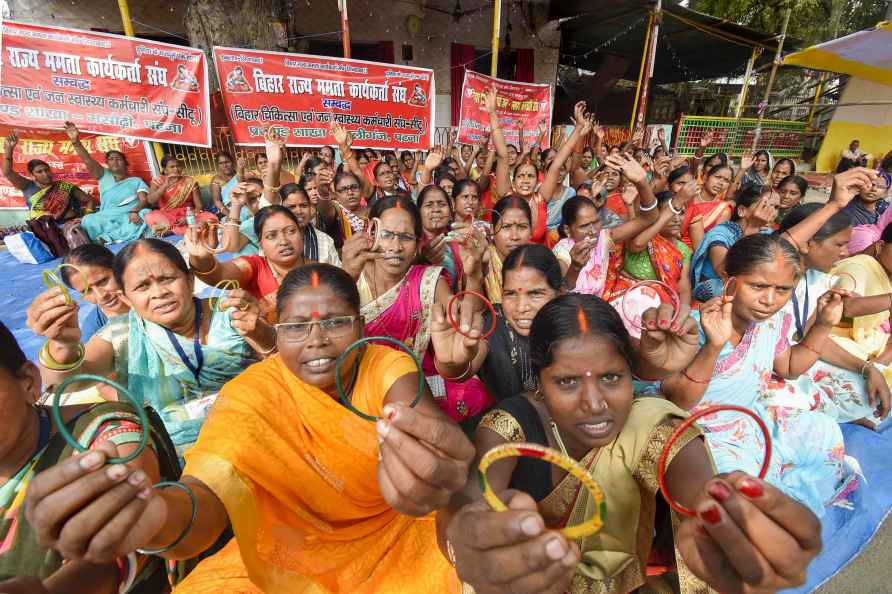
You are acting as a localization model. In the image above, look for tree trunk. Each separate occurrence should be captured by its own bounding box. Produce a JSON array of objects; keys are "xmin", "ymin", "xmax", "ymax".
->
[{"xmin": 184, "ymin": 0, "xmax": 292, "ymax": 88}]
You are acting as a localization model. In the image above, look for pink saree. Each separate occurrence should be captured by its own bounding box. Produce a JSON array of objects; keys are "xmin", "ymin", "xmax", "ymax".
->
[{"xmin": 360, "ymin": 264, "xmax": 494, "ymax": 422}]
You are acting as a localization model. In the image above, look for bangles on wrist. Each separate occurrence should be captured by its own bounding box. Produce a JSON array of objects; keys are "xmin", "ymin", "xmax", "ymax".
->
[
  {"xmin": 39, "ymin": 340, "xmax": 85, "ymax": 371},
  {"xmin": 136, "ymin": 481, "xmax": 198, "ymax": 555}
]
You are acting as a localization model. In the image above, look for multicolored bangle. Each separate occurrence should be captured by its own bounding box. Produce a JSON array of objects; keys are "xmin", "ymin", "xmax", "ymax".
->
[
  {"xmin": 136, "ymin": 481, "xmax": 198, "ymax": 555},
  {"xmin": 657, "ymin": 404, "xmax": 772, "ymax": 517},
  {"xmin": 335, "ymin": 336, "xmax": 425, "ymax": 422},
  {"xmin": 478, "ymin": 442, "xmax": 606, "ymax": 540},
  {"xmin": 52, "ymin": 374, "xmax": 150, "ymax": 465}
]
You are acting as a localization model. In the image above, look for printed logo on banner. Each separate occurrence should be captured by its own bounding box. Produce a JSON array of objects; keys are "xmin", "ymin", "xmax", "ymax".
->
[
  {"xmin": 0, "ymin": 21, "xmax": 211, "ymax": 147},
  {"xmin": 457, "ymin": 71, "xmax": 552, "ymax": 149},
  {"xmin": 212, "ymin": 47, "xmax": 435, "ymax": 150}
]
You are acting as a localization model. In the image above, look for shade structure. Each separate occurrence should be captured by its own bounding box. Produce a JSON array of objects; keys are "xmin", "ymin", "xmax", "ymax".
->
[{"xmin": 783, "ymin": 22, "xmax": 892, "ymax": 87}]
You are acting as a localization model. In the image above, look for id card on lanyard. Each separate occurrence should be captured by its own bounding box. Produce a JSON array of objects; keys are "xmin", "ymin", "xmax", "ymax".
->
[{"xmin": 164, "ymin": 297, "xmax": 205, "ymax": 388}]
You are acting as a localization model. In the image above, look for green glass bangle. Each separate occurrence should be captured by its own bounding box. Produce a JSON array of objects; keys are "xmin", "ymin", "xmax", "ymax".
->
[
  {"xmin": 51, "ymin": 374, "xmax": 150, "ymax": 465},
  {"xmin": 334, "ymin": 335, "xmax": 425, "ymax": 422},
  {"xmin": 136, "ymin": 481, "xmax": 198, "ymax": 555}
]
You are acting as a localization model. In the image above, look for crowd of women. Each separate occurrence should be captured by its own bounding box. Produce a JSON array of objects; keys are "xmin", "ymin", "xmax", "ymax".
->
[{"xmin": 3, "ymin": 85, "xmax": 892, "ymax": 594}]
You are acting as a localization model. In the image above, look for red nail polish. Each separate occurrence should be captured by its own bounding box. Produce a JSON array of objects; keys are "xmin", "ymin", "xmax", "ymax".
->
[
  {"xmin": 658, "ymin": 320, "xmax": 668, "ymax": 328},
  {"xmin": 738, "ymin": 479, "xmax": 764, "ymax": 498},
  {"xmin": 708, "ymin": 481, "xmax": 732, "ymax": 501},
  {"xmin": 699, "ymin": 505, "xmax": 722, "ymax": 525}
]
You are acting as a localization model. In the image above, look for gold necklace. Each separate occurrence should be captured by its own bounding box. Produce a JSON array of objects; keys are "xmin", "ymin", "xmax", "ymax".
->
[{"xmin": 549, "ymin": 421, "xmax": 570, "ymax": 458}]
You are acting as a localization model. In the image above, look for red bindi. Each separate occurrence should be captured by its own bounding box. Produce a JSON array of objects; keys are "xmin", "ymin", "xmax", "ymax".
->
[{"xmin": 577, "ymin": 307, "xmax": 589, "ymax": 335}]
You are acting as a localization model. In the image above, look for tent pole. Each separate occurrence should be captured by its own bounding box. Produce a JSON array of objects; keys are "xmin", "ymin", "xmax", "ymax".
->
[
  {"xmin": 806, "ymin": 72, "xmax": 827, "ymax": 128},
  {"xmin": 490, "ymin": 0, "xmax": 502, "ymax": 77},
  {"xmin": 735, "ymin": 47, "xmax": 760, "ymax": 119},
  {"xmin": 631, "ymin": 0, "xmax": 661, "ymax": 132},
  {"xmin": 751, "ymin": 7, "xmax": 791, "ymax": 149},
  {"xmin": 339, "ymin": 0, "xmax": 352, "ymax": 58},
  {"xmin": 117, "ymin": 0, "xmax": 164, "ymax": 166},
  {"xmin": 630, "ymin": 9, "xmax": 655, "ymax": 131}
]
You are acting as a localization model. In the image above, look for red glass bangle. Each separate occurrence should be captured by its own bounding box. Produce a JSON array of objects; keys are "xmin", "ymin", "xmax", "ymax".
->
[
  {"xmin": 447, "ymin": 290, "xmax": 497, "ymax": 340},
  {"xmin": 619, "ymin": 279, "xmax": 681, "ymax": 333},
  {"xmin": 366, "ymin": 217, "xmax": 381, "ymax": 251},
  {"xmin": 657, "ymin": 404, "xmax": 772, "ymax": 517},
  {"xmin": 829, "ymin": 271, "xmax": 857, "ymax": 293},
  {"xmin": 681, "ymin": 368, "xmax": 710, "ymax": 384},
  {"xmin": 722, "ymin": 277, "xmax": 739, "ymax": 304}
]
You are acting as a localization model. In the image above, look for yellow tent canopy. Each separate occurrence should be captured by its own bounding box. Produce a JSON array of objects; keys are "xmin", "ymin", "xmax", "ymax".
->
[{"xmin": 783, "ymin": 22, "xmax": 892, "ymax": 87}]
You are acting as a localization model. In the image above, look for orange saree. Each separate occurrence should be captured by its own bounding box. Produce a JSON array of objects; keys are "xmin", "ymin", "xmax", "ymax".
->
[{"xmin": 174, "ymin": 347, "xmax": 460, "ymax": 594}]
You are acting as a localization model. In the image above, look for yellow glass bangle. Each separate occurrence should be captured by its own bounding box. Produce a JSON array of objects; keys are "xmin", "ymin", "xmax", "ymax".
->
[
  {"xmin": 210, "ymin": 280, "xmax": 240, "ymax": 312},
  {"xmin": 42, "ymin": 263, "xmax": 91, "ymax": 305},
  {"xmin": 478, "ymin": 442, "xmax": 606, "ymax": 540},
  {"xmin": 39, "ymin": 341, "xmax": 85, "ymax": 371}
]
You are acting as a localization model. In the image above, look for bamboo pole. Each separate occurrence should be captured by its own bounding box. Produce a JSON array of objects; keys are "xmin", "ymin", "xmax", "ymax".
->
[
  {"xmin": 116, "ymin": 0, "xmax": 165, "ymax": 166},
  {"xmin": 806, "ymin": 72, "xmax": 827, "ymax": 128},
  {"xmin": 630, "ymin": 11, "xmax": 655, "ymax": 131},
  {"xmin": 735, "ymin": 47, "xmax": 760, "ymax": 118},
  {"xmin": 751, "ymin": 7, "xmax": 791, "ymax": 149},
  {"xmin": 490, "ymin": 0, "xmax": 502, "ymax": 77},
  {"xmin": 339, "ymin": 0, "xmax": 351, "ymax": 58}
]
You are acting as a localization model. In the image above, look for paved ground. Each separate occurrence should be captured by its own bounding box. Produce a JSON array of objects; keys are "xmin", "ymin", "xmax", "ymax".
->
[{"xmin": 816, "ymin": 513, "xmax": 892, "ymax": 593}]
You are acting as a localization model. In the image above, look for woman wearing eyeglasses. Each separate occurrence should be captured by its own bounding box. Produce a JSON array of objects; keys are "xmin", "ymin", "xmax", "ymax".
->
[
  {"xmin": 341, "ymin": 195, "xmax": 493, "ymax": 423},
  {"xmin": 19, "ymin": 264, "xmax": 472, "ymax": 594}
]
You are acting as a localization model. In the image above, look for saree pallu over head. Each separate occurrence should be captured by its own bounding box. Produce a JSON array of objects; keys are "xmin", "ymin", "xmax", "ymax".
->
[
  {"xmin": 156, "ymin": 175, "xmax": 198, "ymax": 211},
  {"xmin": 180, "ymin": 350, "xmax": 461, "ymax": 594},
  {"xmin": 830, "ymin": 254, "xmax": 892, "ymax": 359},
  {"xmin": 122, "ymin": 304, "xmax": 258, "ymax": 454},
  {"xmin": 28, "ymin": 181, "xmax": 79, "ymax": 220},
  {"xmin": 484, "ymin": 244, "xmax": 504, "ymax": 304}
]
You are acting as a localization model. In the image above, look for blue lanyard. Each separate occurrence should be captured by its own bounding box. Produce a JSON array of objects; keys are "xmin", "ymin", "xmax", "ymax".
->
[
  {"xmin": 791, "ymin": 280, "xmax": 809, "ymax": 341},
  {"xmin": 164, "ymin": 297, "xmax": 204, "ymax": 387}
]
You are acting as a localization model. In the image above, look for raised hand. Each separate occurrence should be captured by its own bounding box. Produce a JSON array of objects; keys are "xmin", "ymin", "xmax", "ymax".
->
[
  {"xmin": 221, "ymin": 288, "xmax": 262, "ymax": 334},
  {"xmin": 421, "ymin": 233, "xmax": 448, "ymax": 265},
  {"xmin": 607, "ymin": 154, "xmax": 647, "ymax": 184},
  {"xmin": 63, "ymin": 121, "xmax": 80, "ymax": 143},
  {"xmin": 572, "ymin": 101, "xmax": 588, "ymax": 127},
  {"xmin": 569, "ymin": 236, "xmax": 595, "ymax": 270},
  {"xmin": 740, "ymin": 150, "xmax": 754, "ymax": 171},
  {"xmin": 639, "ymin": 304, "xmax": 699, "ymax": 373},
  {"xmin": 430, "ymin": 299, "xmax": 483, "ymax": 368},
  {"xmin": 829, "ymin": 167, "xmax": 877, "ymax": 208},
  {"xmin": 341, "ymin": 229, "xmax": 381, "ymax": 280},
  {"xmin": 677, "ymin": 472, "xmax": 821, "ymax": 594},
  {"xmin": 26, "ymin": 288, "xmax": 82, "ymax": 345},
  {"xmin": 700, "ymin": 296, "xmax": 733, "ymax": 347},
  {"xmin": 5, "ymin": 131, "xmax": 19, "ymax": 154},
  {"xmin": 330, "ymin": 119, "xmax": 352, "ymax": 147},
  {"xmin": 376, "ymin": 402, "xmax": 474, "ymax": 516},
  {"xmin": 183, "ymin": 224, "xmax": 213, "ymax": 260},
  {"xmin": 483, "ymin": 84, "xmax": 498, "ymax": 114},
  {"xmin": 448, "ymin": 490, "xmax": 580, "ymax": 594},
  {"xmin": 675, "ymin": 178, "xmax": 700, "ymax": 207},
  {"xmin": 424, "ymin": 146, "xmax": 445, "ymax": 171},
  {"xmin": 700, "ymin": 130, "xmax": 716, "ymax": 148}
]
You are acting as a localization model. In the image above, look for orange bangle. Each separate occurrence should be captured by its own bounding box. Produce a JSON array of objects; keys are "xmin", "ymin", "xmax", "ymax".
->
[{"xmin": 681, "ymin": 368, "xmax": 710, "ymax": 384}]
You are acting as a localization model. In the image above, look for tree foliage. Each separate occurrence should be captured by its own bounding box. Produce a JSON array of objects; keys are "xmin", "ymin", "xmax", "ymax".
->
[{"xmin": 695, "ymin": 0, "xmax": 888, "ymax": 45}]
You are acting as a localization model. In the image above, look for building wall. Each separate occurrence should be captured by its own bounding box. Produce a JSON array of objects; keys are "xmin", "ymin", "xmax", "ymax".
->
[{"xmin": 8, "ymin": 0, "xmax": 561, "ymax": 129}]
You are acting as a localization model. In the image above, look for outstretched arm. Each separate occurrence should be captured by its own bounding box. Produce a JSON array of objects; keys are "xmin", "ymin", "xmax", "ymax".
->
[{"xmin": 64, "ymin": 122, "xmax": 104, "ymax": 181}]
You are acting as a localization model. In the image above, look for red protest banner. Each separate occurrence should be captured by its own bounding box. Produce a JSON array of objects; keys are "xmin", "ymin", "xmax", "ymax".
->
[
  {"xmin": 0, "ymin": 125, "xmax": 153, "ymax": 209},
  {"xmin": 0, "ymin": 21, "xmax": 211, "ymax": 146},
  {"xmin": 457, "ymin": 71, "xmax": 552, "ymax": 149},
  {"xmin": 213, "ymin": 47, "xmax": 435, "ymax": 150}
]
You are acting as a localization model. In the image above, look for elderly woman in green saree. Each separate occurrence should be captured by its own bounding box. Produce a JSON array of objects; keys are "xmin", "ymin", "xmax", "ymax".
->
[
  {"xmin": 26, "ymin": 238, "xmax": 275, "ymax": 458},
  {"xmin": 442, "ymin": 294, "xmax": 822, "ymax": 594}
]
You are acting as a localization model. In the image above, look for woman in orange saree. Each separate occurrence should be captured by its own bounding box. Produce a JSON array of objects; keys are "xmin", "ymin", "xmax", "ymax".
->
[
  {"xmin": 679, "ymin": 164, "xmax": 734, "ymax": 251},
  {"xmin": 21, "ymin": 264, "xmax": 471, "ymax": 594},
  {"xmin": 145, "ymin": 155, "xmax": 217, "ymax": 235}
]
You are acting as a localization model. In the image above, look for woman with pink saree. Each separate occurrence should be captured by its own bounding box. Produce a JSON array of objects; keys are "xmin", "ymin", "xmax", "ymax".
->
[
  {"xmin": 144, "ymin": 155, "xmax": 217, "ymax": 235},
  {"xmin": 342, "ymin": 194, "xmax": 494, "ymax": 425}
]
